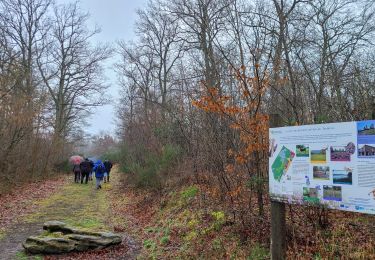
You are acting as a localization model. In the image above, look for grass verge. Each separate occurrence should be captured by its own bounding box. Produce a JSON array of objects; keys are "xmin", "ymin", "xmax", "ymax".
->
[{"xmin": 24, "ymin": 178, "xmax": 111, "ymax": 231}]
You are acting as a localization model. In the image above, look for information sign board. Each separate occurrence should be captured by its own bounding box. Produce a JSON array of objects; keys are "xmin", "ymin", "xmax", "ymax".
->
[{"xmin": 269, "ymin": 120, "xmax": 375, "ymax": 214}]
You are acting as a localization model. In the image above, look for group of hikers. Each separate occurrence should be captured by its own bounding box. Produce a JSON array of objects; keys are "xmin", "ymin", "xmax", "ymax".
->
[{"xmin": 72, "ymin": 158, "xmax": 113, "ymax": 189}]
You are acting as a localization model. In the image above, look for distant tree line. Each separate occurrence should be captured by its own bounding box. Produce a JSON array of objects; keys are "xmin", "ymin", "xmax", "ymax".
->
[{"xmin": 0, "ymin": 0, "xmax": 110, "ymax": 192}]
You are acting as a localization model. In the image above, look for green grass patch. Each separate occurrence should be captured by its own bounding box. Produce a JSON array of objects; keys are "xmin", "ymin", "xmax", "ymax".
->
[
  {"xmin": 75, "ymin": 218, "xmax": 104, "ymax": 230},
  {"xmin": 15, "ymin": 251, "xmax": 42, "ymax": 260},
  {"xmin": 145, "ymin": 227, "xmax": 156, "ymax": 233},
  {"xmin": 23, "ymin": 179, "xmax": 110, "ymax": 231},
  {"xmin": 248, "ymin": 243, "xmax": 270, "ymax": 260},
  {"xmin": 212, "ymin": 238, "xmax": 223, "ymax": 250},
  {"xmin": 160, "ymin": 235, "xmax": 170, "ymax": 245},
  {"xmin": 15, "ymin": 251, "xmax": 28, "ymax": 260},
  {"xmin": 184, "ymin": 230, "xmax": 198, "ymax": 242},
  {"xmin": 143, "ymin": 239, "xmax": 156, "ymax": 250},
  {"xmin": 37, "ymin": 230, "xmax": 65, "ymax": 238},
  {"xmin": 0, "ymin": 228, "xmax": 5, "ymax": 240},
  {"xmin": 181, "ymin": 186, "xmax": 199, "ymax": 200},
  {"xmin": 211, "ymin": 211, "xmax": 225, "ymax": 231}
]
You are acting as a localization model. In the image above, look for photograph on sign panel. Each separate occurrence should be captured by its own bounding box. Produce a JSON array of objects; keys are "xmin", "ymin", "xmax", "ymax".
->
[
  {"xmin": 323, "ymin": 186, "xmax": 342, "ymax": 201},
  {"xmin": 311, "ymin": 148, "xmax": 327, "ymax": 163},
  {"xmin": 271, "ymin": 146, "xmax": 295, "ymax": 182},
  {"xmin": 357, "ymin": 121, "xmax": 375, "ymax": 155},
  {"xmin": 296, "ymin": 145, "xmax": 309, "ymax": 157},
  {"xmin": 313, "ymin": 166, "xmax": 330, "ymax": 180},
  {"xmin": 330, "ymin": 146, "xmax": 351, "ymax": 161},
  {"xmin": 333, "ymin": 168, "xmax": 353, "ymax": 185},
  {"xmin": 357, "ymin": 121, "xmax": 375, "ymax": 136},
  {"xmin": 358, "ymin": 144, "xmax": 375, "ymax": 158},
  {"xmin": 303, "ymin": 187, "xmax": 319, "ymax": 203}
]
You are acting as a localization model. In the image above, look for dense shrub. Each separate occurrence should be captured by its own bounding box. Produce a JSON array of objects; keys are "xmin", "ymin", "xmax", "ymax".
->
[
  {"xmin": 100, "ymin": 148, "xmax": 122, "ymax": 163},
  {"xmin": 120, "ymin": 143, "xmax": 182, "ymax": 190},
  {"xmin": 54, "ymin": 159, "xmax": 71, "ymax": 173}
]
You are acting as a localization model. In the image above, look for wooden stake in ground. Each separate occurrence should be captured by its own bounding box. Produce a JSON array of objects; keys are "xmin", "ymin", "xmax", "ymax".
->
[{"xmin": 269, "ymin": 114, "xmax": 286, "ymax": 260}]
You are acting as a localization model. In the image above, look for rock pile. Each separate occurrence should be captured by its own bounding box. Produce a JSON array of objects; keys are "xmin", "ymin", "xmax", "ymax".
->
[{"xmin": 23, "ymin": 221, "xmax": 122, "ymax": 254}]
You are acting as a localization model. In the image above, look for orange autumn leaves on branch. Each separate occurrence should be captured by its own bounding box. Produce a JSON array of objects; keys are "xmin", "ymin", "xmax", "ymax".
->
[{"xmin": 193, "ymin": 65, "xmax": 269, "ymax": 170}]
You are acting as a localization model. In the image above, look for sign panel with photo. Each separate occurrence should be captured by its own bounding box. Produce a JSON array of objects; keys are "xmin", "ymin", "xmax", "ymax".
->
[{"xmin": 269, "ymin": 120, "xmax": 375, "ymax": 214}]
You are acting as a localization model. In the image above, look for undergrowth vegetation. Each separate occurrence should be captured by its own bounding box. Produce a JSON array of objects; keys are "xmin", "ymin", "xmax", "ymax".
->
[
  {"xmin": 142, "ymin": 186, "xmax": 270, "ymax": 259},
  {"xmin": 112, "ymin": 0, "xmax": 375, "ymax": 258},
  {"xmin": 111, "ymin": 178, "xmax": 271, "ymax": 259},
  {"xmin": 109, "ymin": 172, "xmax": 375, "ymax": 259},
  {"xmin": 119, "ymin": 143, "xmax": 182, "ymax": 190}
]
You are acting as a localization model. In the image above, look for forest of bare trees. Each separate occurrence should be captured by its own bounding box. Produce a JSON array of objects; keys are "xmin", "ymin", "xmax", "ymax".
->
[
  {"xmin": 116, "ymin": 0, "xmax": 375, "ymax": 225},
  {"xmin": 0, "ymin": 0, "xmax": 375, "ymax": 258},
  {"xmin": 0, "ymin": 0, "xmax": 110, "ymax": 191},
  {"xmin": 1, "ymin": 0, "xmax": 374, "ymax": 229}
]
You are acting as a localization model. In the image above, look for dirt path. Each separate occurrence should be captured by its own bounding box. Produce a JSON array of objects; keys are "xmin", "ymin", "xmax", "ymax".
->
[
  {"xmin": 0, "ymin": 223, "xmax": 44, "ymax": 260},
  {"xmin": 0, "ymin": 168, "xmax": 140, "ymax": 260}
]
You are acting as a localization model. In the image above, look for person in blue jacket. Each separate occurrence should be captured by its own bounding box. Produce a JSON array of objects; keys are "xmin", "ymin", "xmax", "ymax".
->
[{"xmin": 93, "ymin": 159, "xmax": 106, "ymax": 189}]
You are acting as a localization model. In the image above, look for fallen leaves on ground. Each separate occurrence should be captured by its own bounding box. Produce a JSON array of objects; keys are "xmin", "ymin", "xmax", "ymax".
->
[
  {"xmin": 0, "ymin": 175, "xmax": 68, "ymax": 232},
  {"xmin": 44, "ymin": 243, "xmax": 129, "ymax": 260}
]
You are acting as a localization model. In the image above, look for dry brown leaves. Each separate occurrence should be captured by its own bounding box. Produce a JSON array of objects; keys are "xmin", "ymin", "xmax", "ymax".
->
[
  {"xmin": 0, "ymin": 175, "xmax": 68, "ymax": 230},
  {"xmin": 44, "ymin": 243, "xmax": 129, "ymax": 260},
  {"xmin": 109, "ymin": 178, "xmax": 158, "ymax": 238}
]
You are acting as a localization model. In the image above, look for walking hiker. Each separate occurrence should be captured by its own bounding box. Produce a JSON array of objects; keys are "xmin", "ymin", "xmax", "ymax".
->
[
  {"xmin": 88, "ymin": 158, "xmax": 94, "ymax": 181},
  {"xmin": 72, "ymin": 164, "xmax": 81, "ymax": 183},
  {"xmin": 93, "ymin": 160, "xmax": 105, "ymax": 189},
  {"xmin": 69, "ymin": 155, "xmax": 83, "ymax": 183},
  {"xmin": 80, "ymin": 158, "xmax": 92, "ymax": 184},
  {"xmin": 103, "ymin": 160, "xmax": 113, "ymax": 183}
]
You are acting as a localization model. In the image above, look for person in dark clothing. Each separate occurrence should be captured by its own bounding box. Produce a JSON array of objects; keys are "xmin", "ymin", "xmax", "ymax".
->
[
  {"xmin": 88, "ymin": 159, "xmax": 94, "ymax": 181},
  {"xmin": 103, "ymin": 160, "xmax": 113, "ymax": 183},
  {"xmin": 80, "ymin": 158, "xmax": 93, "ymax": 184},
  {"xmin": 72, "ymin": 164, "xmax": 81, "ymax": 183}
]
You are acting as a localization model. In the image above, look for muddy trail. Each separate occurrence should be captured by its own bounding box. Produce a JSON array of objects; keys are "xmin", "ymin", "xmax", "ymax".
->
[{"xmin": 0, "ymin": 168, "xmax": 140, "ymax": 260}]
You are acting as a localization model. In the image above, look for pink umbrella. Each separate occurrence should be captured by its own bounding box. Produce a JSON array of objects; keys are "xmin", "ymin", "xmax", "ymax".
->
[{"xmin": 69, "ymin": 155, "xmax": 83, "ymax": 165}]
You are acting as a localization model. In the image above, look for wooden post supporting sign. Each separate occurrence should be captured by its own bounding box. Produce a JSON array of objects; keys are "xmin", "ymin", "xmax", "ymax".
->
[{"xmin": 269, "ymin": 114, "xmax": 286, "ymax": 260}]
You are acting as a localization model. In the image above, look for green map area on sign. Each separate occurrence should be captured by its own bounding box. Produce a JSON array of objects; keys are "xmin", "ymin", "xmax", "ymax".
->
[{"xmin": 272, "ymin": 146, "xmax": 295, "ymax": 182}]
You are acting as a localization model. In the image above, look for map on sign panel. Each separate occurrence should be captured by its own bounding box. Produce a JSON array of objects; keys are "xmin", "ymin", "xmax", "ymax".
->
[{"xmin": 271, "ymin": 146, "xmax": 295, "ymax": 182}]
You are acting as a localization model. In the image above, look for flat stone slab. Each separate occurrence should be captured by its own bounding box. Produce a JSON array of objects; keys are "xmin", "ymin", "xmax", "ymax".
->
[
  {"xmin": 23, "ymin": 221, "xmax": 122, "ymax": 254},
  {"xmin": 23, "ymin": 236, "xmax": 76, "ymax": 254}
]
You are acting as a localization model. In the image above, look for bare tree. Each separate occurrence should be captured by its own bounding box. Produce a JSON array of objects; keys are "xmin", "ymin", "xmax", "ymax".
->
[
  {"xmin": 117, "ymin": 39, "xmax": 158, "ymax": 122},
  {"xmin": 295, "ymin": 0, "xmax": 375, "ymax": 122},
  {"xmin": 0, "ymin": 0, "xmax": 51, "ymax": 96},
  {"xmin": 136, "ymin": 1, "xmax": 185, "ymax": 117},
  {"xmin": 0, "ymin": 0, "xmax": 53, "ymax": 185},
  {"xmin": 38, "ymin": 1, "xmax": 111, "ymax": 150}
]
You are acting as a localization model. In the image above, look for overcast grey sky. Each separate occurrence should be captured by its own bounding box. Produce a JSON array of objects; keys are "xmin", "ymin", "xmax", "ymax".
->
[{"xmin": 58, "ymin": 0, "xmax": 147, "ymax": 136}]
